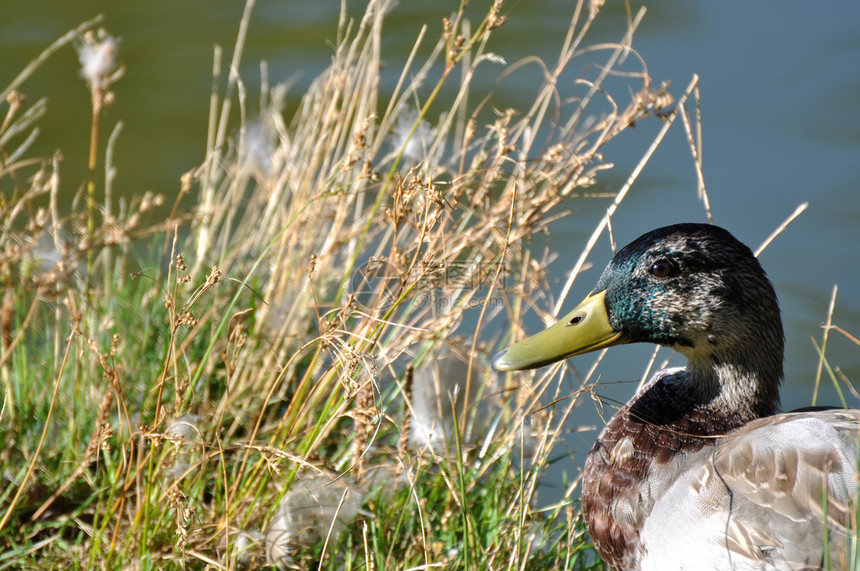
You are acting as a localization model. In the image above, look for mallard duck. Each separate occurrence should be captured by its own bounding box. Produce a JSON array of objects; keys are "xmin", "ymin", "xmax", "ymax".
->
[{"xmin": 494, "ymin": 223, "xmax": 859, "ymax": 570}]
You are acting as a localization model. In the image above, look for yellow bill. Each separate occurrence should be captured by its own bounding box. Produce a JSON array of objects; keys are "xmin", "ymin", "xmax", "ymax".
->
[{"xmin": 493, "ymin": 290, "xmax": 626, "ymax": 371}]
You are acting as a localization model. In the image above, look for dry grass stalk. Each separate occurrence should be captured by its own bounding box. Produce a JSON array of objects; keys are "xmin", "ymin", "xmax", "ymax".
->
[
  {"xmin": 173, "ymin": 0, "xmax": 676, "ymax": 562},
  {"xmin": 0, "ymin": 0, "xmax": 712, "ymax": 567}
]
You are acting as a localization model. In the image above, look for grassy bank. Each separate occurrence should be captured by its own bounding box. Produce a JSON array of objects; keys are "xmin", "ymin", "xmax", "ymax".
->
[{"xmin": 2, "ymin": 0, "xmax": 703, "ymax": 568}]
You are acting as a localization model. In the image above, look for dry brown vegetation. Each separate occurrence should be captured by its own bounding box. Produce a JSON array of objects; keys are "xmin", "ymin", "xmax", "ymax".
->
[{"xmin": 0, "ymin": 1, "xmax": 716, "ymax": 568}]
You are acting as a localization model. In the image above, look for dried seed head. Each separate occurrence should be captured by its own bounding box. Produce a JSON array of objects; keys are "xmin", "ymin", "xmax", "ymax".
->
[
  {"xmin": 488, "ymin": 1, "xmax": 507, "ymax": 30},
  {"xmin": 205, "ymin": 265, "xmax": 221, "ymax": 285},
  {"xmin": 76, "ymin": 29, "xmax": 120, "ymax": 91},
  {"xmin": 266, "ymin": 474, "xmax": 364, "ymax": 566}
]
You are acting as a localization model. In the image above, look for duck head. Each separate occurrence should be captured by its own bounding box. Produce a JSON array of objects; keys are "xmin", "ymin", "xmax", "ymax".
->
[{"xmin": 494, "ymin": 224, "xmax": 784, "ymax": 401}]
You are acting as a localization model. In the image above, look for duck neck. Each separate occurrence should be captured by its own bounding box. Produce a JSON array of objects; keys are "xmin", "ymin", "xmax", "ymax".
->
[{"xmin": 682, "ymin": 344, "xmax": 783, "ymax": 421}]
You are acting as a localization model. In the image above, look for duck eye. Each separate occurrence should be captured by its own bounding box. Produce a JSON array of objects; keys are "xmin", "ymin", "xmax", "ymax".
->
[{"xmin": 649, "ymin": 259, "xmax": 675, "ymax": 278}]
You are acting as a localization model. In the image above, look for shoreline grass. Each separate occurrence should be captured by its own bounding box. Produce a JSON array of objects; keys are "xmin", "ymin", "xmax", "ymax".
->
[{"xmin": 6, "ymin": 1, "xmax": 850, "ymax": 569}]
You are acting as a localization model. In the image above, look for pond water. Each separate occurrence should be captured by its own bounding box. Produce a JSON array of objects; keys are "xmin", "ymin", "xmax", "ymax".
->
[{"xmin": 3, "ymin": 0, "xmax": 860, "ymax": 496}]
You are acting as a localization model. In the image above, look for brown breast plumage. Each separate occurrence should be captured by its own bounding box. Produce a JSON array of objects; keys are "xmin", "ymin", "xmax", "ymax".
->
[{"xmin": 581, "ymin": 375, "xmax": 749, "ymax": 571}]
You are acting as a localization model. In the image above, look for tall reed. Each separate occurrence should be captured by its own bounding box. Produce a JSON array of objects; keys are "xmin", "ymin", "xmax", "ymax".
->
[{"xmin": 0, "ymin": 0, "xmax": 685, "ymax": 567}]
